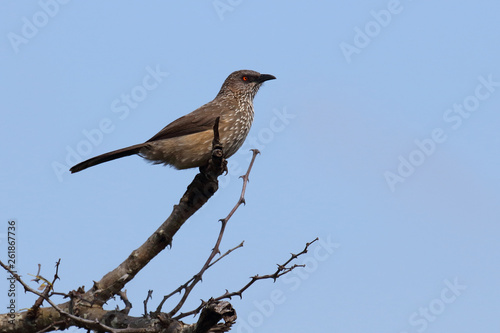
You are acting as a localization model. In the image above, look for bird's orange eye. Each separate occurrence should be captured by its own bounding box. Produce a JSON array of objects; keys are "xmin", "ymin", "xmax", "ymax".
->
[{"xmin": 242, "ymin": 76, "xmax": 249, "ymax": 81}]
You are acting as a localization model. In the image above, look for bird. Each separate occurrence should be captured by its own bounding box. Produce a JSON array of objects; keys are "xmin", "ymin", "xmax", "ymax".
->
[{"xmin": 69, "ymin": 70, "xmax": 276, "ymax": 174}]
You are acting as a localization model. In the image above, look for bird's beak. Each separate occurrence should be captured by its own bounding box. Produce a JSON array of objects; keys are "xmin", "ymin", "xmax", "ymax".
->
[{"xmin": 257, "ymin": 74, "xmax": 276, "ymax": 83}]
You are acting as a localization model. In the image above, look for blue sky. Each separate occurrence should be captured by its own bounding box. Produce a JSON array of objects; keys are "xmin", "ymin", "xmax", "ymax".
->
[{"xmin": 1, "ymin": 1, "xmax": 500, "ymax": 332}]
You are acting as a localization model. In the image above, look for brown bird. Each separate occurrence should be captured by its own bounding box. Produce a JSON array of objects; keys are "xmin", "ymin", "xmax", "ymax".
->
[{"xmin": 70, "ymin": 70, "xmax": 276, "ymax": 173}]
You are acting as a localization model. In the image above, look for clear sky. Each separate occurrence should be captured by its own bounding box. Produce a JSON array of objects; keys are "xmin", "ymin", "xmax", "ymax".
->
[{"xmin": 2, "ymin": 1, "xmax": 500, "ymax": 332}]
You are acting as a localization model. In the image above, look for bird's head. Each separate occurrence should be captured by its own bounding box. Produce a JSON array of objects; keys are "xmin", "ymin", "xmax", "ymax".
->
[{"xmin": 218, "ymin": 70, "xmax": 276, "ymax": 100}]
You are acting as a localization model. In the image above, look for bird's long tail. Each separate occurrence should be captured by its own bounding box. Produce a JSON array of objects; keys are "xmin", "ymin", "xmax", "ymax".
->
[{"xmin": 69, "ymin": 143, "xmax": 147, "ymax": 173}]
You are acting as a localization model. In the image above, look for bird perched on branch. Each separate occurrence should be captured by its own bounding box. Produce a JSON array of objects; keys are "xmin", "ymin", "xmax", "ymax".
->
[{"xmin": 70, "ymin": 70, "xmax": 276, "ymax": 174}]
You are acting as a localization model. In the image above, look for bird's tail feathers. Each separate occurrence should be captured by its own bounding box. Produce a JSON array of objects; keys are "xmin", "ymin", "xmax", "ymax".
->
[{"xmin": 69, "ymin": 143, "xmax": 147, "ymax": 173}]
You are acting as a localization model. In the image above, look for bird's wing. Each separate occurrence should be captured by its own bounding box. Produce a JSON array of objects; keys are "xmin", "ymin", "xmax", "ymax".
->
[{"xmin": 146, "ymin": 103, "xmax": 220, "ymax": 142}]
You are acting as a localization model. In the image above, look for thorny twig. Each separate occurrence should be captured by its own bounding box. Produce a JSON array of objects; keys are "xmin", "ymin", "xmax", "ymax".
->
[{"xmin": 208, "ymin": 241, "xmax": 244, "ymax": 269}]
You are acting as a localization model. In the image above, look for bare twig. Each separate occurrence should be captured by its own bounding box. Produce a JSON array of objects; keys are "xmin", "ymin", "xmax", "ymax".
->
[
  {"xmin": 32, "ymin": 263, "xmax": 42, "ymax": 283},
  {"xmin": 222, "ymin": 149, "xmax": 260, "ymax": 222},
  {"xmin": 26, "ymin": 259, "xmax": 61, "ymax": 319},
  {"xmin": 52, "ymin": 259, "xmax": 61, "ymax": 285},
  {"xmin": 280, "ymin": 238, "xmax": 319, "ymax": 271},
  {"xmin": 143, "ymin": 290, "xmax": 153, "ymax": 317},
  {"xmin": 208, "ymin": 241, "xmax": 244, "ymax": 269}
]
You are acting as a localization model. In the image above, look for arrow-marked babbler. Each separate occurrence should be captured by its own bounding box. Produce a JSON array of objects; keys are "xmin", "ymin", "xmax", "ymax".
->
[{"xmin": 69, "ymin": 70, "xmax": 276, "ymax": 173}]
